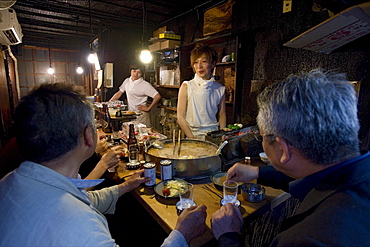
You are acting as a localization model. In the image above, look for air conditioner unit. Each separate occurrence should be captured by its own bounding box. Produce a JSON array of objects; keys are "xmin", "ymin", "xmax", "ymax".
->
[{"xmin": 0, "ymin": 8, "xmax": 22, "ymax": 45}]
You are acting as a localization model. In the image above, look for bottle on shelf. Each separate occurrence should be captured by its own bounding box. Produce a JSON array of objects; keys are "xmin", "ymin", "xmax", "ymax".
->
[{"xmin": 94, "ymin": 88, "xmax": 101, "ymax": 102}]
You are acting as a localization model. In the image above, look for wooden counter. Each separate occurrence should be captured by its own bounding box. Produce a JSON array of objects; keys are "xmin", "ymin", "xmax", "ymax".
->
[{"xmin": 117, "ymin": 162, "xmax": 284, "ymax": 247}]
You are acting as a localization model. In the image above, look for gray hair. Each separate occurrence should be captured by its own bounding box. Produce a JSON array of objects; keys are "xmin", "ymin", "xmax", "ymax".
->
[
  {"xmin": 257, "ymin": 69, "xmax": 360, "ymax": 165},
  {"xmin": 14, "ymin": 83, "xmax": 94, "ymax": 163}
]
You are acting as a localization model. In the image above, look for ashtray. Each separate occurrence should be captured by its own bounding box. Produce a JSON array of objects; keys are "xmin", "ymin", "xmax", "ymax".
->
[
  {"xmin": 220, "ymin": 198, "xmax": 241, "ymax": 208},
  {"xmin": 176, "ymin": 200, "xmax": 197, "ymax": 215},
  {"xmin": 241, "ymin": 183, "xmax": 265, "ymax": 202}
]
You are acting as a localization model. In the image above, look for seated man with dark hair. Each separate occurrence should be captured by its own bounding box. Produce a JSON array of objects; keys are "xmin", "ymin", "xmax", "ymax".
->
[{"xmin": 0, "ymin": 83, "xmax": 206, "ymax": 246}]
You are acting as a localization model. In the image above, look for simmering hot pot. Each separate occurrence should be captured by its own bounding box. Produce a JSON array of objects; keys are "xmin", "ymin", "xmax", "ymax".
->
[{"xmin": 145, "ymin": 139, "xmax": 222, "ymax": 180}]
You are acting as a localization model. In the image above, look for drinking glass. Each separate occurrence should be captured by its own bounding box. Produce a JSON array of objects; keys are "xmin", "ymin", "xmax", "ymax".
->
[
  {"xmin": 223, "ymin": 180, "xmax": 239, "ymax": 204},
  {"xmin": 179, "ymin": 183, "xmax": 194, "ymax": 209},
  {"xmin": 108, "ymin": 107, "xmax": 116, "ymax": 118},
  {"xmin": 128, "ymin": 146, "xmax": 138, "ymax": 163}
]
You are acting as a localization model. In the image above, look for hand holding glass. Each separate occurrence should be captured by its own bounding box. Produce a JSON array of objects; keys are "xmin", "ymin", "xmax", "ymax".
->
[
  {"xmin": 179, "ymin": 183, "xmax": 195, "ymax": 210},
  {"xmin": 223, "ymin": 180, "xmax": 239, "ymax": 204}
]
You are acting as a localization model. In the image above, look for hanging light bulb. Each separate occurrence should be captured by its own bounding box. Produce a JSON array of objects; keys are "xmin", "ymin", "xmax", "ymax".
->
[
  {"xmin": 88, "ymin": 52, "xmax": 97, "ymax": 63},
  {"xmin": 76, "ymin": 65, "xmax": 84, "ymax": 74},
  {"xmin": 139, "ymin": 1, "xmax": 152, "ymax": 64},
  {"xmin": 75, "ymin": 17, "xmax": 84, "ymax": 75},
  {"xmin": 140, "ymin": 49, "xmax": 152, "ymax": 64},
  {"xmin": 47, "ymin": 66, "xmax": 55, "ymax": 74},
  {"xmin": 47, "ymin": 38, "xmax": 54, "ymax": 74}
]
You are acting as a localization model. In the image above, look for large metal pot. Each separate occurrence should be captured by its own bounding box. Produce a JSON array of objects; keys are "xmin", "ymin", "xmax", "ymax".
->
[{"xmin": 145, "ymin": 139, "xmax": 222, "ymax": 180}]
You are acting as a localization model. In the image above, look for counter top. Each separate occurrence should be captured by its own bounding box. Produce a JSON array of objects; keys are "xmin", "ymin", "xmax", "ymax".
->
[{"xmin": 116, "ymin": 161, "xmax": 284, "ymax": 247}]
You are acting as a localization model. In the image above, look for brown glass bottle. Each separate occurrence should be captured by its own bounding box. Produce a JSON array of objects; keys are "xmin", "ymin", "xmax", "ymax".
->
[
  {"xmin": 103, "ymin": 104, "xmax": 112, "ymax": 133},
  {"xmin": 127, "ymin": 124, "xmax": 138, "ymax": 163}
]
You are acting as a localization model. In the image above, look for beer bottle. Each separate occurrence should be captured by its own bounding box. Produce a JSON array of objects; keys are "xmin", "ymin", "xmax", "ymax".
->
[
  {"xmin": 103, "ymin": 104, "xmax": 112, "ymax": 133},
  {"xmin": 127, "ymin": 124, "xmax": 138, "ymax": 164}
]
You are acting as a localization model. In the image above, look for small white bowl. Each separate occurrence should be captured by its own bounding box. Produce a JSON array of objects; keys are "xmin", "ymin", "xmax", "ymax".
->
[{"xmin": 259, "ymin": 152, "xmax": 270, "ymax": 165}]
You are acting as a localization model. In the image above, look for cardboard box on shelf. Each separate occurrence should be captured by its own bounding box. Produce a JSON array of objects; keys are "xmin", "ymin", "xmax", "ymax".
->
[
  {"xmin": 153, "ymin": 26, "xmax": 167, "ymax": 38},
  {"xmin": 159, "ymin": 33, "xmax": 181, "ymax": 40},
  {"xmin": 148, "ymin": 42, "xmax": 161, "ymax": 52},
  {"xmin": 160, "ymin": 40, "xmax": 181, "ymax": 50}
]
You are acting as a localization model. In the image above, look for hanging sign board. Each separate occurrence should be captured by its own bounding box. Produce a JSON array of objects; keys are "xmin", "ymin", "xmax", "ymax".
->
[{"xmin": 283, "ymin": 2, "xmax": 370, "ymax": 53}]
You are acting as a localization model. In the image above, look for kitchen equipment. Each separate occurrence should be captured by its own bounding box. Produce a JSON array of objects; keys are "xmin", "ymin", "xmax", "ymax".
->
[
  {"xmin": 152, "ymin": 140, "xmax": 165, "ymax": 149},
  {"xmin": 216, "ymin": 140, "xmax": 228, "ymax": 155},
  {"xmin": 241, "ymin": 183, "xmax": 265, "ymax": 202},
  {"xmin": 145, "ymin": 139, "xmax": 223, "ymax": 179}
]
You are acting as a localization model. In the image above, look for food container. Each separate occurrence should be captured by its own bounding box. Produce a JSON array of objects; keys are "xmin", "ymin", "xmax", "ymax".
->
[
  {"xmin": 144, "ymin": 162, "xmax": 156, "ymax": 186},
  {"xmin": 210, "ymin": 171, "xmax": 243, "ymax": 191},
  {"xmin": 259, "ymin": 152, "xmax": 270, "ymax": 165},
  {"xmin": 241, "ymin": 183, "xmax": 265, "ymax": 202},
  {"xmin": 160, "ymin": 159, "xmax": 173, "ymax": 180},
  {"xmin": 145, "ymin": 139, "xmax": 222, "ymax": 180}
]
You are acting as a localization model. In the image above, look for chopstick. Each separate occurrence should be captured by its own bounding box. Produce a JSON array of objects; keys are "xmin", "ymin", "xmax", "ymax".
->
[
  {"xmin": 177, "ymin": 129, "xmax": 181, "ymax": 156},
  {"xmin": 202, "ymin": 185, "xmax": 223, "ymax": 198},
  {"xmin": 172, "ymin": 129, "xmax": 176, "ymax": 156}
]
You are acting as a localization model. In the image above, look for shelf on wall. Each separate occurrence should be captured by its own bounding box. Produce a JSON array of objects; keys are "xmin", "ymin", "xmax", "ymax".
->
[{"xmin": 216, "ymin": 61, "xmax": 235, "ymax": 66}]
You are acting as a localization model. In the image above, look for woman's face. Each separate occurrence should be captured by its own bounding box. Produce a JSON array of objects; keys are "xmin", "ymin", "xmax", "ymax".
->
[
  {"xmin": 131, "ymin": 69, "xmax": 142, "ymax": 81},
  {"xmin": 193, "ymin": 54, "xmax": 215, "ymax": 80}
]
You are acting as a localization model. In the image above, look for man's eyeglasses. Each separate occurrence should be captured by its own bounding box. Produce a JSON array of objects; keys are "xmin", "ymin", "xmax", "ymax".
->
[{"xmin": 254, "ymin": 133, "xmax": 275, "ymax": 142}]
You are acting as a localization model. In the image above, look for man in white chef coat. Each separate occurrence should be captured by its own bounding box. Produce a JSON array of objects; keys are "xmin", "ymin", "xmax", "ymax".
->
[{"xmin": 110, "ymin": 64, "xmax": 161, "ymax": 127}]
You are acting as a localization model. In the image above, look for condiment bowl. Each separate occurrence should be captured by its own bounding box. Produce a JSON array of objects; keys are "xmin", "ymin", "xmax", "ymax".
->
[
  {"xmin": 241, "ymin": 183, "xmax": 265, "ymax": 202},
  {"xmin": 259, "ymin": 152, "xmax": 270, "ymax": 165}
]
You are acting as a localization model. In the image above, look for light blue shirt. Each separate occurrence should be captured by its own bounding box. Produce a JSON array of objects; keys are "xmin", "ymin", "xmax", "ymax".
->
[
  {"xmin": 0, "ymin": 161, "xmax": 117, "ymax": 246},
  {"xmin": 0, "ymin": 161, "xmax": 187, "ymax": 246}
]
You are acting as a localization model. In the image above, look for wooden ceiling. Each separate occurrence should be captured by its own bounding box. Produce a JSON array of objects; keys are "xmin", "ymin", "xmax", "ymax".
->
[{"xmin": 11, "ymin": 0, "xmax": 226, "ymax": 50}]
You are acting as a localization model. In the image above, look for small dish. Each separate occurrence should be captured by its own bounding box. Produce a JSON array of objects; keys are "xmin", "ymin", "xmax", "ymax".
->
[
  {"xmin": 210, "ymin": 172, "xmax": 243, "ymax": 190},
  {"xmin": 154, "ymin": 179, "xmax": 187, "ymax": 198},
  {"xmin": 259, "ymin": 152, "xmax": 270, "ymax": 165}
]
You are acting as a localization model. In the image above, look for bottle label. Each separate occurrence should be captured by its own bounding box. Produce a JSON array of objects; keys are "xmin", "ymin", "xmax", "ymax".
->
[{"xmin": 129, "ymin": 144, "xmax": 138, "ymax": 163}]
